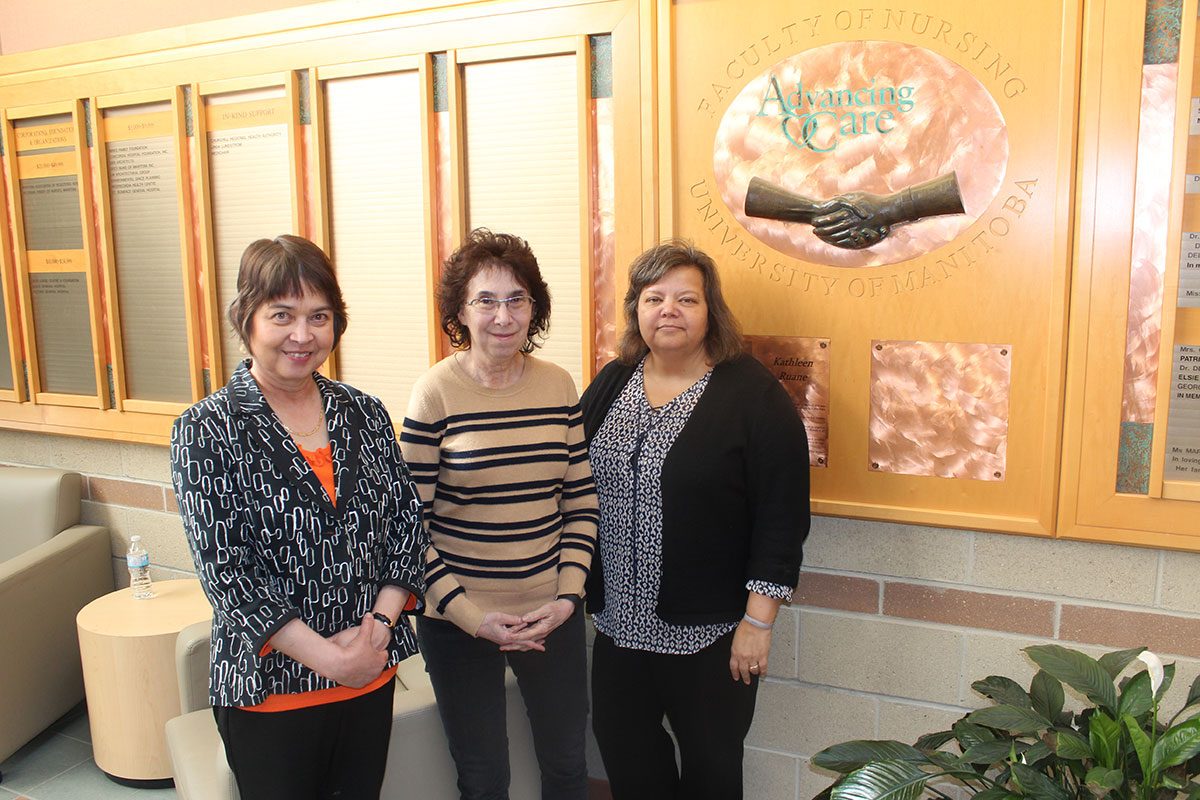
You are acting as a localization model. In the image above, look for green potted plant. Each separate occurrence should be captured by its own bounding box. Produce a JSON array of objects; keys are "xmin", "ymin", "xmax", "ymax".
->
[{"xmin": 811, "ymin": 645, "xmax": 1200, "ymax": 800}]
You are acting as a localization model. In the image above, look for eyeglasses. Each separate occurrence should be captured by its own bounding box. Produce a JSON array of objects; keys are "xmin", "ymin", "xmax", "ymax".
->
[{"xmin": 465, "ymin": 295, "xmax": 534, "ymax": 313}]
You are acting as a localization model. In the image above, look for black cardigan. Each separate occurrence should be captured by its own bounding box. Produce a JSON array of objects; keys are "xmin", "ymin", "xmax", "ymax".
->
[{"xmin": 580, "ymin": 353, "xmax": 810, "ymax": 625}]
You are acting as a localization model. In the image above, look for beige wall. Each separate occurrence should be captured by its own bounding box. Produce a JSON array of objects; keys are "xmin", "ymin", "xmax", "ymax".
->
[
  {"xmin": 0, "ymin": 0, "xmax": 330, "ymax": 54},
  {"xmin": 7, "ymin": 424, "xmax": 1200, "ymax": 797}
]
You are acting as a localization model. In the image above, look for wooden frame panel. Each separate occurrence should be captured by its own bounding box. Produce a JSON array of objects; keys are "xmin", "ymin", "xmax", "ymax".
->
[
  {"xmin": 3, "ymin": 100, "xmax": 107, "ymax": 409},
  {"xmin": 0, "ymin": 134, "xmax": 24, "ymax": 403},
  {"xmin": 576, "ymin": 34, "xmax": 597, "ymax": 378},
  {"xmin": 418, "ymin": 55, "xmax": 443, "ymax": 366},
  {"xmin": 0, "ymin": 0, "xmax": 649, "ymax": 445},
  {"xmin": 454, "ymin": 37, "xmax": 599, "ymax": 387},
  {"xmin": 1057, "ymin": 0, "xmax": 1200, "ymax": 550},
  {"xmin": 310, "ymin": 57, "xmax": 431, "ymax": 401},
  {"xmin": 193, "ymin": 71, "xmax": 302, "ymax": 382},
  {"xmin": 657, "ymin": 0, "xmax": 1081, "ymax": 536},
  {"xmin": 92, "ymin": 86, "xmax": 201, "ymax": 415}
]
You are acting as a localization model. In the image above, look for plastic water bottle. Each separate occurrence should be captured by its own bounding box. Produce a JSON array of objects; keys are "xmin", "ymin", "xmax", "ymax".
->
[{"xmin": 127, "ymin": 536, "xmax": 154, "ymax": 599}]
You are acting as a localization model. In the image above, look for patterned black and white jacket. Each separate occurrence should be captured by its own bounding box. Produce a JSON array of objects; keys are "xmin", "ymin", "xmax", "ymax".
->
[{"xmin": 170, "ymin": 361, "xmax": 428, "ymax": 708}]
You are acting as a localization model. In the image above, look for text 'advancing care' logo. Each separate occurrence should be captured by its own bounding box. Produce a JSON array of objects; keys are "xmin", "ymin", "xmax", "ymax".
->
[{"xmin": 757, "ymin": 76, "xmax": 916, "ymax": 152}]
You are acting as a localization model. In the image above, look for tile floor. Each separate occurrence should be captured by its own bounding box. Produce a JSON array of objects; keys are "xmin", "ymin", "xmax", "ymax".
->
[{"xmin": 0, "ymin": 704, "xmax": 176, "ymax": 800}]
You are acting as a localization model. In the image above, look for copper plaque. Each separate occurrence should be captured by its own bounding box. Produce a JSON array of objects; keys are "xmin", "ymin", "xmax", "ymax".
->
[
  {"xmin": 869, "ymin": 340, "xmax": 1010, "ymax": 480},
  {"xmin": 713, "ymin": 39, "xmax": 1008, "ymax": 268},
  {"xmin": 745, "ymin": 335, "xmax": 829, "ymax": 467}
]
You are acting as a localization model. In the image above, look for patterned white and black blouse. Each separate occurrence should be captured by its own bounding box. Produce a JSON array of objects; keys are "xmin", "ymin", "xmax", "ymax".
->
[
  {"xmin": 170, "ymin": 361, "xmax": 428, "ymax": 707},
  {"xmin": 589, "ymin": 359, "xmax": 793, "ymax": 655}
]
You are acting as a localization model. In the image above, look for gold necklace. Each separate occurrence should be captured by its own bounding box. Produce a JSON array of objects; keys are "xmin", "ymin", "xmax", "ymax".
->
[
  {"xmin": 281, "ymin": 402, "xmax": 323, "ymax": 437},
  {"xmin": 283, "ymin": 413, "xmax": 323, "ymax": 437}
]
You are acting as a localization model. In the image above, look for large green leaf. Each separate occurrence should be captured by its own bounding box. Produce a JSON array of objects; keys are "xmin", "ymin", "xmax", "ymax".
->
[
  {"xmin": 1089, "ymin": 711, "xmax": 1122, "ymax": 770},
  {"xmin": 1022, "ymin": 741, "xmax": 1053, "ymax": 766},
  {"xmin": 1010, "ymin": 762, "xmax": 1072, "ymax": 800},
  {"xmin": 1026, "ymin": 645, "xmax": 1118, "ymax": 713},
  {"xmin": 1030, "ymin": 671, "xmax": 1065, "ymax": 722},
  {"xmin": 1052, "ymin": 729, "xmax": 1093, "ymax": 761},
  {"xmin": 1118, "ymin": 670, "xmax": 1153, "ymax": 720},
  {"xmin": 1152, "ymin": 718, "xmax": 1200, "ymax": 772},
  {"xmin": 813, "ymin": 741, "xmax": 928, "ymax": 774},
  {"xmin": 1098, "ymin": 648, "xmax": 1146, "ymax": 680},
  {"xmin": 973, "ymin": 676, "xmax": 1034, "ymax": 709},
  {"xmin": 831, "ymin": 760, "xmax": 930, "ymax": 800},
  {"xmin": 953, "ymin": 721, "xmax": 999, "ymax": 750},
  {"xmin": 1122, "ymin": 714, "xmax": 1152, "ymax": 778},
  {"xmin": 967, "ymin": 705, "xmax": 1052, "ymax": 735},
  {"xmin": 957, "ymin": 740, "xmax": 1018, "ymax": 766},
  {"xmin": 1084, "ymin": 766, "xmax": 1124, "ymax": 795},
  {"xmin": 914, "ymin": 730, "xmax": 957, "ymax": 752}
]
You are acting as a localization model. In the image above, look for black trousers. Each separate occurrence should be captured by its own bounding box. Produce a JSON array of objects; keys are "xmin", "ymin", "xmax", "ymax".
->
[
  {"xmin": 417, "ymin": 613, "xmax": 589, "ymax": 800},
  {"xmin": 213, "ymin": 678, "xmax": 395, "ymax": 800},
  {"xmin": 591, "ymin": 629, "xmax": 758, "ymax": 800}
]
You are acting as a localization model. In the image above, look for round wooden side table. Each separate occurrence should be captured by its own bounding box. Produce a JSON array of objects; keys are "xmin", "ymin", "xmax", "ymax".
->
[{"xmin": 76, "ymin": 578, "xmax": 212, "ymax": 787}]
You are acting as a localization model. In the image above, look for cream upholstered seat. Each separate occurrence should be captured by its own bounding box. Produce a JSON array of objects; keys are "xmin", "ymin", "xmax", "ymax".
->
[
  {"xmin": 0, "ymin": 466, "xmax": 114, "ymax": 770},
  {"xmin": 166, "ymin": 620, "xmax": 543, "ymax": 799}
]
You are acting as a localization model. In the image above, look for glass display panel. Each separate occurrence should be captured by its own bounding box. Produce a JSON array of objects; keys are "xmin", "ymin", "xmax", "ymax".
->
[
  {"xmin": 464, "ymin": 55, "xmax": 583, "ymax": 388},
  {"xmin": 30, "ymin": 272, "xmax": 95, "ymax": 395},
  {"xmin": 324, "ymin": 71, "xmax": 429, "ymax": 417},
  {"xmin": 205, "ymin": 87, "xmax": 292, "ymax": 379},
  {"xmin": 104, "ymin": 104, "xmax": 191, "ymax": 402}
]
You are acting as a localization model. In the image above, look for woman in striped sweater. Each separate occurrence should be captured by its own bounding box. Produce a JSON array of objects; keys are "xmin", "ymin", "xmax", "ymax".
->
[{"xmin": 400, "ymin": 229, "xmax": 598, "ymax": 800}]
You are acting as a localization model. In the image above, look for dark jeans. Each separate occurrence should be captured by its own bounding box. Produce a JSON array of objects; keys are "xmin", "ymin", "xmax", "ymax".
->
[
  {"xmin": 213, "ymin": 678, "xmax": 395, "ymax": 800},
  {"xmin": 591, "ymin": 630, "xmax": 758, "ymax": 800},
  {"xmin": 417, "ymin": 612, "xmax": 589, "ymax": 800}
]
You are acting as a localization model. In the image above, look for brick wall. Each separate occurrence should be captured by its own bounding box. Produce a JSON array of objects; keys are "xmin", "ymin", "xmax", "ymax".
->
[
  {"xmin": 754, "ymin": 517, "xmax": 1200, "ymax": 800},
  {"xmin": 6, "ymin": 427, "xmax": 1200, "ymax": 798},
  {"xmin": 1, "ymin": 429, "xmax": 193, "ymax": 588}
]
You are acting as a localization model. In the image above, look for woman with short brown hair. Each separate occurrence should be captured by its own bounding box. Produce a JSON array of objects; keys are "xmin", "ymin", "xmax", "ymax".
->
[{"xmin": 172, "ymin": 234, "xmax": 427, "ymax": 800}]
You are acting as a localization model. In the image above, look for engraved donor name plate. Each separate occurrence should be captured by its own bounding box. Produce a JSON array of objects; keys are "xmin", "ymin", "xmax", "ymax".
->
[
  {"xmin": 30, "ymin": 272, "xmax": 95, "ymax": 395},
  {"xmin": 206, "ymin": 92, "xmax": 292, "ymax": 379},
  {"xmin": 1179, "ymin": 232, "xmax": 1200, "ymax": 308},
  {"xmin": 105, "ymin": 119, "xmax": 190, "ymax": 402},
  {"xmin": 745, "ymin": 335, "xmax": 830, "ymax": 467},
  {"xmin": 1164, "ymin": 345, "xmax": 1200, "ymax": 480}
]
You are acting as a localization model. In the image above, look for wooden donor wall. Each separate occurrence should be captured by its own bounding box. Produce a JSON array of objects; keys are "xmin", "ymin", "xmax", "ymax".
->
[
  {"xmin": 0, "ymin": 0, "xmax": 1197, "ymax": 550},
  {"xmin": 0, "ymin": 1, "xmax": 643, "ymax": 442}
]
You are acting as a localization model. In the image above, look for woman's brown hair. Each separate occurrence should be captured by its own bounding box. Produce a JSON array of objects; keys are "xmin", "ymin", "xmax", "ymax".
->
[
  {"xmin": 227, "ymin": 235, "xmax": 349, "ymax": 350},
  {"xmin": 617, "ymin": 240, "xmax": 744, "ymax": 364},
  {"xmin": 438, "ymin": 228, "xmax": 551, "ymax": 353}
]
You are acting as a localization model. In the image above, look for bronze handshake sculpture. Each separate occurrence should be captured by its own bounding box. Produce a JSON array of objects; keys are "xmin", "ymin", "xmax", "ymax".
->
[{"xmin": 743, "ymin": 172, "xmax": 965, "ymax": 250}]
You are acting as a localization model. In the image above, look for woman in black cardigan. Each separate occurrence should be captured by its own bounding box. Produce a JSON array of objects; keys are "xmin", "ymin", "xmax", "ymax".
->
[{"xmin": 580, "ymin": 241, "xmax": 810, "ymax": 800}]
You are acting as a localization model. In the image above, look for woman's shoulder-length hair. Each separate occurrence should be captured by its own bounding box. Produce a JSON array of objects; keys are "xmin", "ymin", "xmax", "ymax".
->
[{"xmin": 617, "ymin": 240, "xmax": 744, "ymax": 365}]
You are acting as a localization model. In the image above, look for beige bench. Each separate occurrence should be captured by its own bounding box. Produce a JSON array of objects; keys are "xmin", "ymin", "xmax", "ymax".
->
[
  {"xmin": 166, "ymin": 620, "xmax": 543, "ymax": 799},
  {"xmin": 0, "ymin": 466, "xmax": 113, "ymax": 770}
]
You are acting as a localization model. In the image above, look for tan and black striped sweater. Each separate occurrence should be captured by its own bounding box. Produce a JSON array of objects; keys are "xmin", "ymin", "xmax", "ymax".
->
[{"xmin": 400, "ymin": 354, "xmax": 598, "ymax": 636}]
